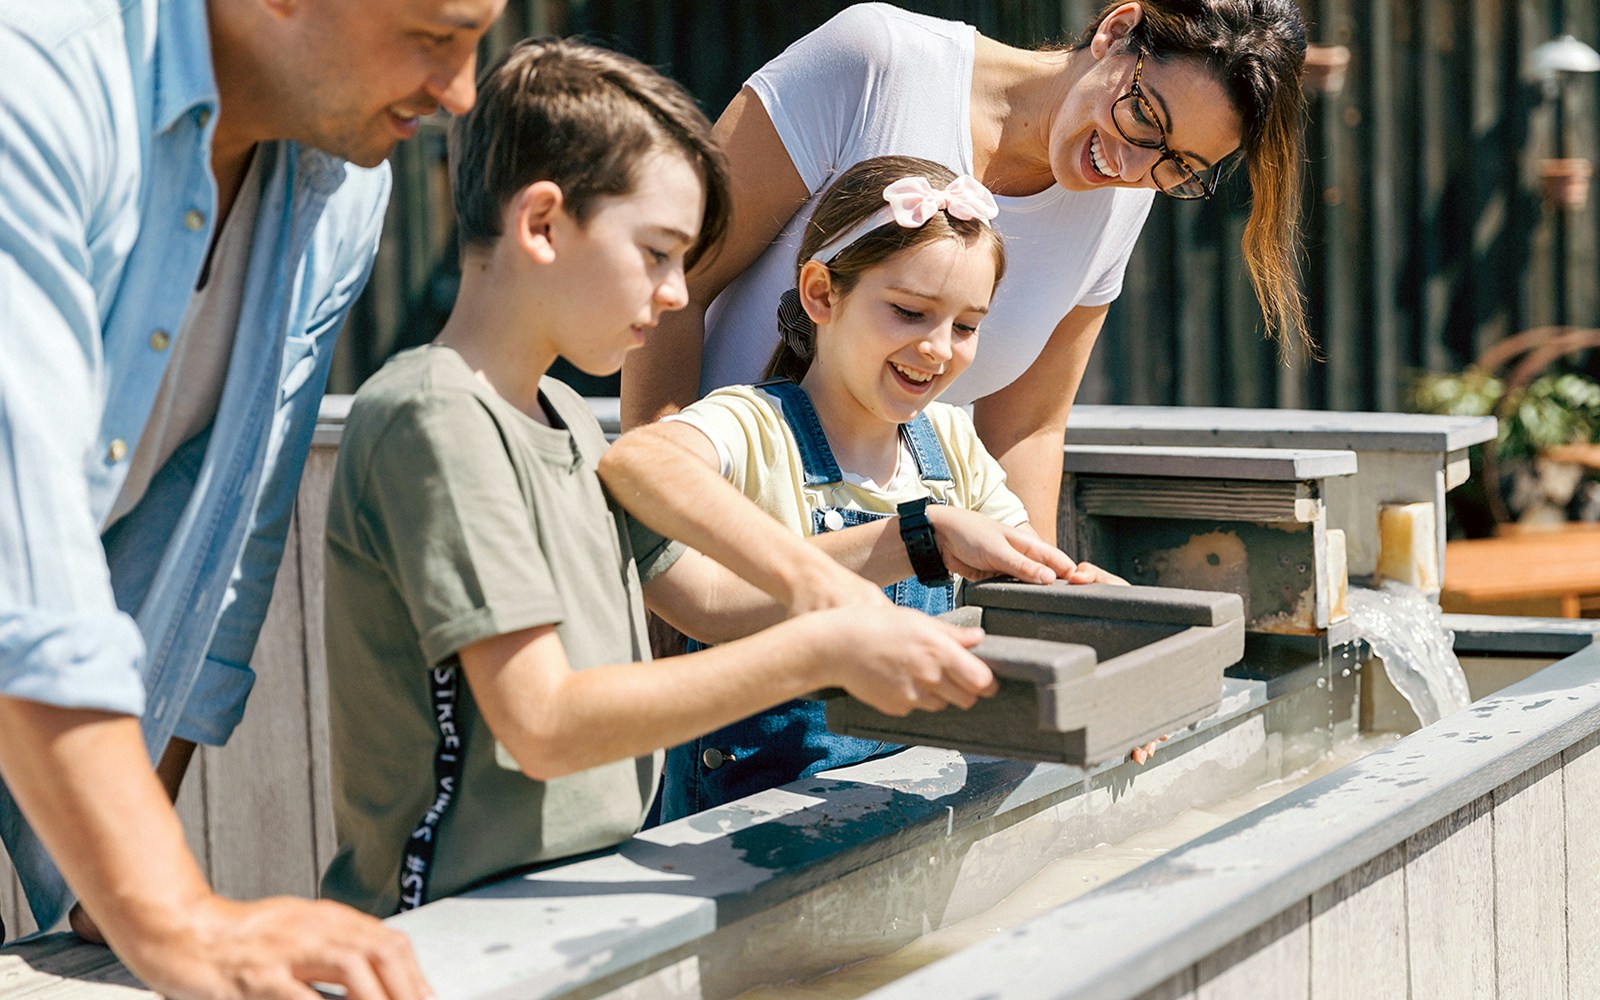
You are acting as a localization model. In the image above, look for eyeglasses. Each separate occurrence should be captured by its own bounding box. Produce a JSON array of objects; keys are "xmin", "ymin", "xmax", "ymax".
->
[{"xmin": 1111, "ymin": 51, "xmax": 1222, "ymax": 201}]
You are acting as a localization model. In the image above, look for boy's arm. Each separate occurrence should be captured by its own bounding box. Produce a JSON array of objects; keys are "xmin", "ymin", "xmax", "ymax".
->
[
  {"xmin": 600, "ymin": 423, "xmax": 1078, "ymax": 602},
  {"xmin": 461, "ymin": 606, "xmax": 994, "ymax": 780},
  {"xmin": 599, "ymin": 422, "xmax": 890, "ymax": 615}
]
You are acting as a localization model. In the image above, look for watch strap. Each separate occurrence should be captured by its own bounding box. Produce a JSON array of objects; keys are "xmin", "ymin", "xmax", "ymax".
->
[{"xmin": 897, "ymin": 498, "xmax": 949, "ymax": 586}]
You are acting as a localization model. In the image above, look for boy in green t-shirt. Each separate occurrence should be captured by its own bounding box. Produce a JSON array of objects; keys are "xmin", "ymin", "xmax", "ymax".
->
[{"xmin": 320, "ymin": 38, "xmax": 1083, "ymax": 917}]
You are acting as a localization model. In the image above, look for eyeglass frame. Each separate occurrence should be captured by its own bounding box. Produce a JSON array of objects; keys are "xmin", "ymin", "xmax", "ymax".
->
[{"xmin": 1111, "ymin": 49, "xmax": 1224, "ymax": 201}]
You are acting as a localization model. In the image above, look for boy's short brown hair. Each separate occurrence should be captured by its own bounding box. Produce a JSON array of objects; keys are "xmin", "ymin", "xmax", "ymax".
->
[{"xmin": 450, "ymin": 37, "xmax": 730, "ymax": 268}]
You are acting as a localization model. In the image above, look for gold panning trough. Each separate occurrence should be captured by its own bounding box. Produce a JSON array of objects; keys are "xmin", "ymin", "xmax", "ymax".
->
[{"xmin": 826, "ymin": 581, "xmax": 1245, "ymax": 766}]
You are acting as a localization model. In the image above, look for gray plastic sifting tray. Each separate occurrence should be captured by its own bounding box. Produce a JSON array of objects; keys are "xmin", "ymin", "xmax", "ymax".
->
[{"xmin": 825, "ymin": 582, "xmax": 1245, "ymax": 766}]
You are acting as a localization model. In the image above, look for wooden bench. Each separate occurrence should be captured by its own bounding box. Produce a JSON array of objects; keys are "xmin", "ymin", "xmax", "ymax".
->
[{"xmin": 1442, "ymin": 523, "xmax": 1600, "ymax": 618}]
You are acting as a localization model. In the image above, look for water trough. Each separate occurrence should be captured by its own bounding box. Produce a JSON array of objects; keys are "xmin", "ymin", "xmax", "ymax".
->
[{"xmin": 5, "ymin": 405, "xmax": 1597, "ymax": 1000}]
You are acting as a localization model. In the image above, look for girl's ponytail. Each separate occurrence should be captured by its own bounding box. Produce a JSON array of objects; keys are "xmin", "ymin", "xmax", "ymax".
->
[{"xmin": 765, "ymin": 288, "xmax": 817, "ymax": 383}]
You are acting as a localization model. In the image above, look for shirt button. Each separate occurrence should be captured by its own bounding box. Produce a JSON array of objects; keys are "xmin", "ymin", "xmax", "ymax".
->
[
  {"xmin": 149, "ymin": 329, "xmax": 171, "ymax": 351},
  {"xmin": 106, "ymin": 439, "xmax": 128, "ymax": 463},
  {"xmin": 183, "ymin": 209, "xmax": 205, "ymax": 232},
  {"xmin": 701, "ymin": 748, "xmax": 731, "ymax": 770},
  {"xmin": 196, "ymin": 107, "xmax": 212, "ymax": 128}
]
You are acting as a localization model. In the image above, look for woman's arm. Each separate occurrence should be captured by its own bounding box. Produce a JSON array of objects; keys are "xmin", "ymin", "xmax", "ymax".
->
[
  {"xmin": 620, "ymin": 87, "xmax": 813, "ymax": 428},
  {"xmin": 461, "ymin": 607, "xmax": 994, "ymax": 780},
  {"xmin": 971, "ymin": 303, "xmax": 1111, "ymax": 546}
]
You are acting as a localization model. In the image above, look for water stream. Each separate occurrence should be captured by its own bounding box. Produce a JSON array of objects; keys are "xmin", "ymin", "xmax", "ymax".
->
[
  {"xmin": 1347, "ymin": 582, "xmax": 1470, "ymax": 726},
  {"xmin": 738, "ymin": 733, "xmax": 1396, "ymax": 1000}
]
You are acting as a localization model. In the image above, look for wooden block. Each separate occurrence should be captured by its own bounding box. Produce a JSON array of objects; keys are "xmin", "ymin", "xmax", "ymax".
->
[
  {"xmin": 1564, "ymin": 732, "xmax": 1600, "ymax": 995},
  {"xmin": 1310, "ymin": 845, "xmax": 1407, "ymax": 1000},
  {"xmin": 1195, "ymin": 902, "xmax": 1310, "ymax": 999},
  {"xmin": 1493, "ymin": 755, "xmax": 1568, "ymax": 999},
  {"xmin": 1404, "ymin": 796, "xmax": 1495, "ymax": 1000},
  {"xmin": 827, "ymin": 589, "xmax": 1241, "ymax": 765}
]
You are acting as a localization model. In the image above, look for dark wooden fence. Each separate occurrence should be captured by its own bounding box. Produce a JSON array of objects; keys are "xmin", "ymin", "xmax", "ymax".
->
[{"xmin": 331, "ymin": 1, "xmax": 1600, "ymax": 412}]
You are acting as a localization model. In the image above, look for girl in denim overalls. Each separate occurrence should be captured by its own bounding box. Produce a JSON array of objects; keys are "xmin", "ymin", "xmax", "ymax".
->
[{"xmin": 638, "ymin": 155, "xmax": 1054, "ymax": 822}]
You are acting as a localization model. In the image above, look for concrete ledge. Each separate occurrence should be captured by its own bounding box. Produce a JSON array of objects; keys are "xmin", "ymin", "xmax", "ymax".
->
[
  {"xmin": 1065, "ymin": 405, "xmax": 1497, "ymax": 454},
  {"xmin": 1062, "ymin": 444, "xmax": 1358, "ymax": 481},
  {"xmin": 864, "ymin": 634, "xmax": 1600, "ymax": 1000}
]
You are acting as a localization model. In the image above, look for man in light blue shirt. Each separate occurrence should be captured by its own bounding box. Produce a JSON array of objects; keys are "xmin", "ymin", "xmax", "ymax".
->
[{"xmin": 0, "ymin": 0, "xmax": 502, "ymax": 995}]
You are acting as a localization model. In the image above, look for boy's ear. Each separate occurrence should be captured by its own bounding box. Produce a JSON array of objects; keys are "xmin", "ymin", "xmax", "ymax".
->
[
  {"xmin": 796, "ymin": 259, "xmax": 836, "ymax": 325},
  {"xmin": 511, "ymin": 181, "xmax": 566, "ymax": 265}
]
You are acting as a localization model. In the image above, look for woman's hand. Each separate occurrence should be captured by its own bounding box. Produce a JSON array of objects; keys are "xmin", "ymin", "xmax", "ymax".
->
[{"xmin": 926, "ymin": 506, "xmax": 1078, "ymax": 583}]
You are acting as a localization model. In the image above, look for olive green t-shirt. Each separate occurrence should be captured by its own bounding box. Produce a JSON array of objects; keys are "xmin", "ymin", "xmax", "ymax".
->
[{"xmin": 320, "ymin": 345, "xmax": 680, "ymax": 916}]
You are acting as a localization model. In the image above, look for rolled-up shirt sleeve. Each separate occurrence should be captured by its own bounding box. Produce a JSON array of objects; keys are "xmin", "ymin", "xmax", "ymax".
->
[{"xmin": 0, "ymin": 26, "xmax": 147, "ymax": 716}]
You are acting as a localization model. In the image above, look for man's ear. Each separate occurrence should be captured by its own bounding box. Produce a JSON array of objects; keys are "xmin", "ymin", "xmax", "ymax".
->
[
  {"xmin": 511, "ymin": 181, "xmax": 565, "ymax": 265},
  {"xmin": 1090, "ymin": 2, "xmax": 1143, "ymax": 59},
  {"xmin": 796, "ymin": 259, "xmax": 836, "ymax": 326}
]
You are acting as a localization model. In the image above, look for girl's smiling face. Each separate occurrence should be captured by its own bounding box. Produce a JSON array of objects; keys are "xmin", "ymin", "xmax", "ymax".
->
[{"xmin": 800, "ymin": 236, "xmax": 997, "ymax": 435}]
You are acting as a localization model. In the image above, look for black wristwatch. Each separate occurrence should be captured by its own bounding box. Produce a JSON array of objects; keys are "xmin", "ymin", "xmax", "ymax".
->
[{"xmin": 897, "ymin": 497, "xmax": 949, "ymax": 586}]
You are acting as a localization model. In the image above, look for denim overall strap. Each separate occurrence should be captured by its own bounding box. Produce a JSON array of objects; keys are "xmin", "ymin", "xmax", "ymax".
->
[
  {"xmin": 752, "ymin": 379, "xmax": 842, "ymax": 486},
  {"xmin": 900, "ymin": 411, "xmax": 953, "ymax": 481}
]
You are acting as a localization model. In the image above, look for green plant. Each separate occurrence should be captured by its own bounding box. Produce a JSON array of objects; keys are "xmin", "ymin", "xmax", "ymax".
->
[{"xmin": 1411, "ymin": 369, "xmax": 1600, "ymax": 459}]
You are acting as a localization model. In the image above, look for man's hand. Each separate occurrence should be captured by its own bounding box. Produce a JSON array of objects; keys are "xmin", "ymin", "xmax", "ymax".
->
[
  {"xmin": 121, "ymin": 894, "xmax": 430, "ymax": 1000},
  {"xmin": 926, "ymin": 507, "xmax": 1078, "ymax": 584},
  {"xmin": 816, "ymin": 606, "xmax": 996, "ymax": 716}
]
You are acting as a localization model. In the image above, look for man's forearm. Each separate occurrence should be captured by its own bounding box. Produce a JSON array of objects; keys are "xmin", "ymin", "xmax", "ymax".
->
[{"xmin": 0, "ymin": 698, "xmax": 208, "ymax": 961}]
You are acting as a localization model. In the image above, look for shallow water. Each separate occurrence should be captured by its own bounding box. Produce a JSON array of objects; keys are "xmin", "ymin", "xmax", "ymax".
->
[
  {"xmin": 1348, "ymin": 582, "xmax": 1470, "ymax": 726},
  {"xmin": 738, "ymin": 733, "xmax": 1398, "ymax": 999}
]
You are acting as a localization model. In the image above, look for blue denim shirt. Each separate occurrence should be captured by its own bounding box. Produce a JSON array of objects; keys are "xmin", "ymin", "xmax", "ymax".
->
[{"xmin": 0, "ymin": 0, "xmax": 390, "ymax": 928}]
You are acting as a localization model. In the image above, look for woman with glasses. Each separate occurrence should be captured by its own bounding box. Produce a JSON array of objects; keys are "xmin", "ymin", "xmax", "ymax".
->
[{"xmin": 622, "ymin": 0, "xmax": 1308, "ymax": 538}]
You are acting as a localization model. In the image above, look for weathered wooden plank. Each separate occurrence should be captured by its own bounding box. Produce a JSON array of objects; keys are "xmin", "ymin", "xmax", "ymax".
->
[
  {"xmin": 1493, "ymin": 753, "xmax": 1568, "ymax": 999},
  {"xmin": 296, "ymin": 447, "xmax": 340, "ymax": 880},
  {"xmin": 1564, "ymin": 730, "xmax": 1600, "ymax": 996},
  {"xmin": 201, "ymin": 514, "xmax": 319, "ymax": 901},
  {"xmin": 1404, "ymin": 794, "xmax": 1496, "ymax": 999},
  {"xmin": 173, "ymin": 738, "xmax": 211, "ymax": 887},
  {"xmin": 1565, "ymin": 0, "xmax": 1599, "ymax": 326},
  {"xmin": 1194, "ymin": 902, "xmax": 1310, "ymax": 999},
  {"xmin": 1309, "ymin": 844, "xmax": 1407, "ymax": 1000},
  {"xmin": 1518, "ymin": 0, "xmax": 1562, "ymax": 332},
  {"xmin": 0, "ymin": 934, "xmax": 150, "ymax": 998}
]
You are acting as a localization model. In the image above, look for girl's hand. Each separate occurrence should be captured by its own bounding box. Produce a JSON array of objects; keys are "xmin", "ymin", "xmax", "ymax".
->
[
  {"xmin": 925, "ymin": 506, "xmax": 1078, "ymax": 584},
  {"xmin": 814, "ymin": 606, "xmax": 996, "ymax": 716}
]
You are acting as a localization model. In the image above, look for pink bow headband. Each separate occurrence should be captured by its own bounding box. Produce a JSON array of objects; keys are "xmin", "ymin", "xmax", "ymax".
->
[{"xmin": 810, "ymin": 174, "xmax": 1001, "ymax": 265}]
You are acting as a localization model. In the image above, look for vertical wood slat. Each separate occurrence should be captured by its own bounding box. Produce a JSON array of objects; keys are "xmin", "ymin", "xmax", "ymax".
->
[
  {"xmin": 1404, "ymin": 795, "xmax": 1497, "ymax": 999},
  {"xmin": 296, "ymin": 447, "xmax": 341, "ymax": 879},
  {"xmin": 1565, "ymin": 0, "xmax": 1600, "ymax": 327},
  {"xmin": 1493, "ymin": 753, "xmax": 1569, "ymax": 999},
  {"xmin": 1194, "ymin": 902, "xmax": 1310, "ymax": 999},
  {"xmin": 199, "ymin": 514, "xmax": 320, "ymax": 902},
  {"xmin": 1309, "ymin": 845, "xmax": 1408, "ymax": 1000},
  {"xmin": 1563, "ymin": 731, "xmax": 1600, "ymax": 996}
]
